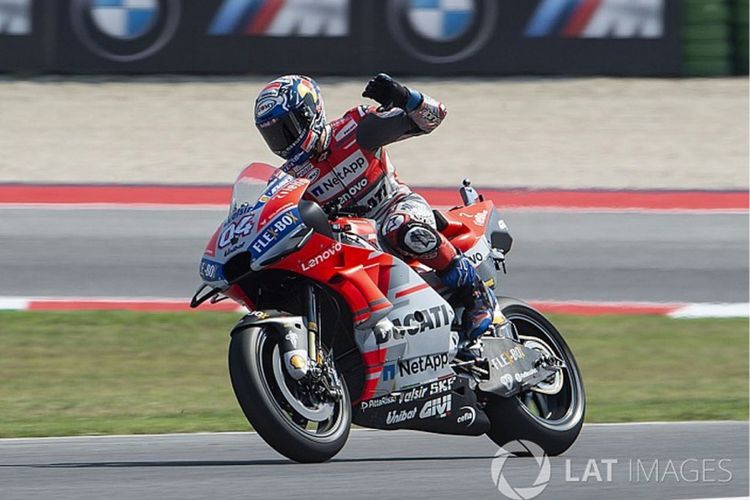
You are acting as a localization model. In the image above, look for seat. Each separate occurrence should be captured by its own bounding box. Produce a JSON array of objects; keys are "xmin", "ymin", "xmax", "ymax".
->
[{"xmin": 433, "ymin": 209, "xmax": 479, "ymax": 254}]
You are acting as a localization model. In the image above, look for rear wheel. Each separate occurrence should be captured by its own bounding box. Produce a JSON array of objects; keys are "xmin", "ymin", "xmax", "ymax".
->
[
  {"xmin": 228, "ymin": 326, "xmax": 351, "ymax": 463},
  {"xmin": 484, "ymin": 298, "xmax": 585, "ymax": 456}
]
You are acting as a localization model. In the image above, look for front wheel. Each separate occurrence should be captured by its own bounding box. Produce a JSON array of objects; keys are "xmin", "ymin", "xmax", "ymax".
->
[
  {"xmin": 484, "ymin": 298, "xmax": 585, "ymax": 456},
  {"xmin": 228, "ymin": 326, "xmax": 351, "ymax": 463}
]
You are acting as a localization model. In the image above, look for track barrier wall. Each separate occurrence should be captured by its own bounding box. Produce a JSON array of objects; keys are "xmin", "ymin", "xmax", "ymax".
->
[{"xmin": 0, "ymin": 0, "xmax": 746, "ymax": 75}]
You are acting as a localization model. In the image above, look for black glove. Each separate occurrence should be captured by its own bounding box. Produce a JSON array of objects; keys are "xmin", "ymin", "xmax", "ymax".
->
[{"xmin": 362, "ymin": 73, "xmax": 411, "ymax": 110}]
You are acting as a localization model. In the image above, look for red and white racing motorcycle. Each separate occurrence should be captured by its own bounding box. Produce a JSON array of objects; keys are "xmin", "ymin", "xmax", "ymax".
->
[{"xmin": 191, "ymin": 163, "xmax": 585, "ymax": 463}]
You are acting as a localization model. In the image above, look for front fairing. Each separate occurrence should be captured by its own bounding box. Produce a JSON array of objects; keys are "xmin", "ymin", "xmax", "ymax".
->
[{"xmin": 198, "ymin": 163, "xmax": 311, "ymax": 288}]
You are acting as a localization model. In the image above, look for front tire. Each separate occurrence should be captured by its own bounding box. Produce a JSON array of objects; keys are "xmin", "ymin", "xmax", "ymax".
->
[
  {"xmin": 228, "ymin": 326, "xmax": 351, "ymax": 463},
  {"xmin": 484, "ymin": 298, "xmax": 585, "ymax": 456}
]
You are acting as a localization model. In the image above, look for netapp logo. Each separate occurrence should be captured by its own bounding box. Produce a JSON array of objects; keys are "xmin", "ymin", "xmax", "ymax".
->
[
  {"xmin": 70, "ymin": 0, "xmax": 181, "ymax": 62},
  {"xmin": 0, "ymin": 0, "xmax": 30, "ymax": 35},
  {"xmin": 387, "ymin": 0, "xmax": 498, "ymax": 64},
  {"xmin": 309, "ymin": 150, "xmax": 367, "ymax": 202},
  {"xmin": 398, "ymin": 353, "xmax": 450, "ymax": 377}
]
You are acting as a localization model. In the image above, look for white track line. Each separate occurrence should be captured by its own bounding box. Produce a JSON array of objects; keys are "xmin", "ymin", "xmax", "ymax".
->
[
  {"xmin": 5, "ymin": 296, "xmax": 750, "ymax": 319},
  {"xmin": 1, "ymin": 297, "xmax": 748, "ymax": 318},
  {"xmin": 0, "ymin": 297, "xmax": 32, "ymax": 310},
  {"xmin": 670, "ymin": 303, "xmax": 750, "ymax": 319}
]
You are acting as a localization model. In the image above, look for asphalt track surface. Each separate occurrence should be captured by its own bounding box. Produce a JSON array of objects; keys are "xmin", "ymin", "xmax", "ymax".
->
[
  {"xmin": 0, "ymin": 422, "xmax": 747, "ymax": 500},
  {"xmin": 0, "ymin": 207, "xmax": 747, "ymax": 303}
]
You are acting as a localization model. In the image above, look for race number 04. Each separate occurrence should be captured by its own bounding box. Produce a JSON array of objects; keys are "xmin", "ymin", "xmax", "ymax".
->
[{"xmin": 218, "ymin": 215, "xmax": 254, "ymax": 248}]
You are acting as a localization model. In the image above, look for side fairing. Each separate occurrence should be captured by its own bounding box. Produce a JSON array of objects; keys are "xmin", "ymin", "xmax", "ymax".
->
[
  {"xmin": 465, "ymin": 236, "xmax": 497, "ymax": 289},
  {"xmin": 354, "ymin": 258, "xmax": 457, "ymax": 397}
]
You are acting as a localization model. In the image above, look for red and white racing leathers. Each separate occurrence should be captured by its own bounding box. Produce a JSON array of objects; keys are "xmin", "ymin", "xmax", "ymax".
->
[{"xmin": 281, "ymin": 93, "xmax": 458, "ymax": 272}]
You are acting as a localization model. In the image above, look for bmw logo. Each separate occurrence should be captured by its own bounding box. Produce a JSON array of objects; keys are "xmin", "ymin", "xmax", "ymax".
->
[
  {"xmin": 408, "ymin": 0, "xmax": 475, "ymax": 42},
  {"xmin": 388, "ymin": 0, "xmax": 498, "ymax": 64},
  {"xmin": 70, "ymin": 0, "xmax": 181, "ymax": 62},
  {"xmin": 90, "ymin": 0, "xmax": 160, "ymax": 40}
]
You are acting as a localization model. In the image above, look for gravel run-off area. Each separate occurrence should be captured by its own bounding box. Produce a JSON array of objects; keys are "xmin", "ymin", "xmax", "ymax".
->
[{"xmin": 0, "ymin": 77, "xmax": 747, "ymax": 189}]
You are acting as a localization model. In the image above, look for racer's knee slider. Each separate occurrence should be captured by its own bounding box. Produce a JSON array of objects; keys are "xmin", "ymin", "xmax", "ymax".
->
[
  {"xmin": 382, "ymin": 212, "xmax": 456, "ymax": 269},
  {"xmin": 398, "ymin": 220, "xmax": 441, "ymax": 256},
  {"xmin": 382, "ymin": 214, "xmax": 439, "ymax": 256}
]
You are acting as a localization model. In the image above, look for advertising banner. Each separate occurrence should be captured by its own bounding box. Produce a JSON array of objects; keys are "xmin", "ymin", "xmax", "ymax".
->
[
  {"xmin": 52, "ymin": 0, "xmax": 357, "ymax": 73},
  {"xmin": 1, "ymin": 0, "xmax": 683, "ymax": 76},
  {"xmin": 374, "ymin": 0, "xmax": 682, "ymax": 76}
]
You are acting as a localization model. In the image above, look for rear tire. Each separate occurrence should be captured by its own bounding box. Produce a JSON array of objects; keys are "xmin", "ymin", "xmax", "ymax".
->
[
  {"xmin": 484, "ymin": 298, "xmax": 585, "ymax": 456},
  {"xmin": 229, "ymin": 326, "xmax": 351, "ymax": 463}
]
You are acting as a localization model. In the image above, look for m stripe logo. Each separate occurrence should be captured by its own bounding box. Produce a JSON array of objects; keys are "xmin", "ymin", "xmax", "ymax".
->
[
  {"xmin": 208, "ymin": 0, "xmax": 349, "ymax": 37},
  {"xmin": 525, "ymin": 0, "xmax": 663, "ymax": 39}
]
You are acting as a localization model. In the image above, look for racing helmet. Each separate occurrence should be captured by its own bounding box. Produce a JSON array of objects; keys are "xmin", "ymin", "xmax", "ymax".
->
[{"xmin": 254, "ymin": 75, "xmax": 326, "ymax": 163}]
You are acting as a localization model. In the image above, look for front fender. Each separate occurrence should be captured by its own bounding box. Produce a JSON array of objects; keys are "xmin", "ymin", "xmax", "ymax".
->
[
  {"xmin": 230, "ymin": 310, "xmax": 310, "ymax": 380},
  {"xmin": 230, "ymin": 309, "xmax": 302, "ymax": 335}
]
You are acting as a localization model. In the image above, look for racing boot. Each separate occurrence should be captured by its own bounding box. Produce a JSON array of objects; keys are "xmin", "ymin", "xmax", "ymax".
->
[{"xmin": 438, "ymin": 255, "xmax": 498, "ymax": 358}]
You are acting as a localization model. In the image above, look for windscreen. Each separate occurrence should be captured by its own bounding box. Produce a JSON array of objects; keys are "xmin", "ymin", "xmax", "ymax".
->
[{"xmin": 230, "ymin": 163, "xmax": 282, "ymax": 214}]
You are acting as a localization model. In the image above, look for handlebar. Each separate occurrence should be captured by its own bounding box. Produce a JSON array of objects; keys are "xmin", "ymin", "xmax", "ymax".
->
[{"xmin": 324, "ymin": 202, "xmax": 371, "ymax": 219}]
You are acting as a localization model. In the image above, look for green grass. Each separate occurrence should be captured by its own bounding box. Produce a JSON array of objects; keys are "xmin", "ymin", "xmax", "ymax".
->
[
  {"xmin": 0, "ymin": 311, "xmax": 747, "ymax": 437},
  {"xmin": 560, "ymin": 315, "xmax": 748, "ymax": 422},
  {"xmin": 0, "ymin": 312, "xmax": 246, "ymax": 437}
]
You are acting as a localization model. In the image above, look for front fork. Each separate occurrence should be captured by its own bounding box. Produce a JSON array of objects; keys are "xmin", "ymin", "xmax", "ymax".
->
[
  {"xmin": 277, "ymin": 284, "xmax": 321, "ymax": 380},
  {"xmin": 305, "ymin": 284, "xmax": 344, "ymax": 401},
  {"xmin": 305, "ymin": 284, "xmax": 321, "ymax": 365}
]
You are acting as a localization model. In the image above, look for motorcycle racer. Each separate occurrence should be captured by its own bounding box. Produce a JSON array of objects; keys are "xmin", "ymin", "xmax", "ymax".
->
[{"xmin": 253, "ymin": 74, "xmax": 497, "ymax": 349}]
